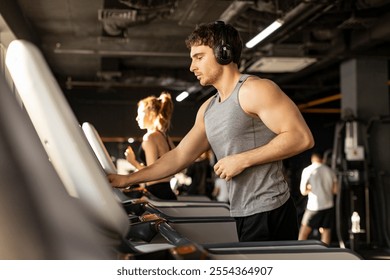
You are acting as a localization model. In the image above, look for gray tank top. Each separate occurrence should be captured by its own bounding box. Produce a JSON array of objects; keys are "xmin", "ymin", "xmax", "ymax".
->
[{"xmin": 204, "ymin": 74, "xmax": 290, "ymax": 217}]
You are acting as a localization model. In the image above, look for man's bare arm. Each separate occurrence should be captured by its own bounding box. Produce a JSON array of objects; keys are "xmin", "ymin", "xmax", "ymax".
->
[
  {"xmin": 108, "ymin": 101, "xmax": 211, "ymax": 188},
  {"xmin": 214, "ymin": 77, "xmax": 314, "ymax": 181}
]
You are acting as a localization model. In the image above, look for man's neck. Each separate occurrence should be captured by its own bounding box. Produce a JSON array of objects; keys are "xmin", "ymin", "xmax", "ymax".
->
[{"xmin": 214, "ymin": 68, "xmax": 241, "ymax": 101}]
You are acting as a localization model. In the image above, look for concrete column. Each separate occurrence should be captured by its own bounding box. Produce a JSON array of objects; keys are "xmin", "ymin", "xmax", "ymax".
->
[
  {"xmin": 340, "ymin": 58, "xmax": 389, "ymax": 172},
  {"xmin": 341, "ymin": 58, "xmax": 388, "ymax": 120},
  {"xmin": 340, "ymin": 58, "xmax": 390, "ymax": 246}
]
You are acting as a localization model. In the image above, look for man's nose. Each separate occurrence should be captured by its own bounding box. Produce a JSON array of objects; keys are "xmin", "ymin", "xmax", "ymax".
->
[{"xmin": 189, "ymin": 61, "xmax": 195, "ymax": 72}]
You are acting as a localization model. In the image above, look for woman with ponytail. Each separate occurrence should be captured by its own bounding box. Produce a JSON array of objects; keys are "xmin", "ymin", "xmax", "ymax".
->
[{"xmin": 124, "ymin": 91, "xmax": 177, "ymax": 200}]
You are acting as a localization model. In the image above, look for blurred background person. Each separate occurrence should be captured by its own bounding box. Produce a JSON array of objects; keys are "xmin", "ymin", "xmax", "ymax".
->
[
  {"xmin": 124, "ymin": 92, "xmax": 177, "ymax": 200},
  {"xmin": 180, "ymin": 150, "xmax": 215, "ymax": 199},
  {"xmin": 298, "ymin": 150, "xmax": 338, "ymax": 245},
  {"xmin": 213, "ymin": 177, "xmax": 229, "ymax": 203}
]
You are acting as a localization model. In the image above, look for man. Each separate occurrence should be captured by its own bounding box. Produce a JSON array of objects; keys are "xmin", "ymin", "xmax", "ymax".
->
[
  {"xmin": 108, "ymin": 21, "xmax": 314, "ymax": 242},
  {"xmin": 298, "ymin": 151, "xmax": 338, "ymax": 245}
]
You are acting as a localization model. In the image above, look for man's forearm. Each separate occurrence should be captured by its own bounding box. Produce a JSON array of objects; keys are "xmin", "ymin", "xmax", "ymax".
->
[
  {"xmin": 124, "ymin": 148, "xmax": 189, "ymax": 185},
  {"xmin": 242, "ymin": 131, "xmax": 313, "ymax": 168}
]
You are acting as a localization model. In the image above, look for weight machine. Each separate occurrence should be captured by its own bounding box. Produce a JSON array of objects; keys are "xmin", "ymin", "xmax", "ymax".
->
[{"xmin": 332, "ymin": 110, "xmax": 390, "ymax": 251}]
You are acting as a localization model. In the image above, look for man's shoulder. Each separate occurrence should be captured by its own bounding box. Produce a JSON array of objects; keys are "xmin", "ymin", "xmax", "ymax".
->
[
  {"xmin": 243, "ymin": 75, "xmax": 276, "ymax": 87},
  {"xmin": 240, "ymin": 75, "xmax": 281, "ymax": 99},
  {"xmin": 195, "ymin": 95, "xmax": 217, "ymax": 122},
  {"xmin": 199, "ymin": 94, "xmax": 216, "ymax": 111}
]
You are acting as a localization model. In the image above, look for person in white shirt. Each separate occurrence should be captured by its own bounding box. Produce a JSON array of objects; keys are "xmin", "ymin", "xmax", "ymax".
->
[
  {"xmin": 298, "ymin": 151, "xmax": 338, "ymax": 245},
  {"xmin": 213, "ymin": 177, "xmax": 229, "ymax": 202}
]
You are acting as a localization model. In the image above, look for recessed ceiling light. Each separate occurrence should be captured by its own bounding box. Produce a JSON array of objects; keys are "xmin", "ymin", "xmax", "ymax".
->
[{"xmin": 247, "ymin": 57, "xmax": 317, "ymax": 73}]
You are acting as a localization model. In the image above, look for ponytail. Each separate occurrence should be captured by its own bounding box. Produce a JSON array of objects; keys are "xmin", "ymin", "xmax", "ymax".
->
[{"xmin": 157, "ymin": 91, "xmax": 173, "ymax": 132}]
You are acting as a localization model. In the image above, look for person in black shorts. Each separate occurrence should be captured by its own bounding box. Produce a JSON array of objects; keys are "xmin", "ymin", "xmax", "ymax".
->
[{"xmin": 299, "ymin": 151, "xmax": 338, "ymax": 245}]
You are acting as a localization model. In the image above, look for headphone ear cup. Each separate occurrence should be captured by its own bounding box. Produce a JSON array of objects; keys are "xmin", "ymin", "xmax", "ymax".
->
[{"xmin": 214, "ymin": 44, "xmax": 233, "ymax": 65}]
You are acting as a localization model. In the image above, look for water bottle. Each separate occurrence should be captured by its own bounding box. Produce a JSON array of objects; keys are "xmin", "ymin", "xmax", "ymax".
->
[{"xmin": 351, "ymin": 211, "xmax": 360, "ymax": 233}]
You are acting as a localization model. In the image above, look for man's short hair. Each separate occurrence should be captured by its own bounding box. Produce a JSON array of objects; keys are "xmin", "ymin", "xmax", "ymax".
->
[{"xmin": 185, "ymin": 21, "xmax": 243, "ymax": 65}]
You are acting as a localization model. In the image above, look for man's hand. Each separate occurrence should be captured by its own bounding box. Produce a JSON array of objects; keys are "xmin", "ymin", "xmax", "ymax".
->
[
  {"xmin": 107, "ymin": 173, "xmax": 131, "ymax": 188},
  {"xmin": 214, "ymin": 154, "xmax": 245, "ymax": 181}
]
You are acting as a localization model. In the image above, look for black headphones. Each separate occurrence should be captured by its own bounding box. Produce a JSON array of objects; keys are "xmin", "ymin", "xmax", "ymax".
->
[{"xmin": 214, "ymin": 21, "xmax": 233, "ymax": 65}]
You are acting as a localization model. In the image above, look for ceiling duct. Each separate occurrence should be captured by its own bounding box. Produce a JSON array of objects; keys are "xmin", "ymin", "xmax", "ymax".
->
[
  {"xmin": 254, "ymin": 0, "xmax": 278, "ymax": 13},
  {"xmin": 338, "ymin": 15, "xmax": 377, "ymax": 29},
  {"xmin": 119, "ymin": 0, "xmax": 177, "ymax": 11},
  {"xmin": 98, "ymin": 9, "xmax": 142, "ymax": 36},
  {"xmin": 99, "ymin": 0, "xmax": 177, "ymax": 36}
]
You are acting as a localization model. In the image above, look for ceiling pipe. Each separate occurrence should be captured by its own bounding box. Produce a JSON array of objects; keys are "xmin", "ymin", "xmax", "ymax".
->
[
  {"xmin": 273, "ymin": 1, "xmax": 336, "ymax": 45},
  {"xmin": 301, "ymin": 108, "xmax": 341, "ymax": 113},
  {"xmin": 350, "ymin": 11, "xmax": 390, "ymax": 51},
  {"xmin": 220, "ymin": 1, "xmax": 250, "ymax": 23},
  {"xmin": 54, "ymin": 48, "xmax": 188, "ymax": 57},
  {"xmin": 65, "ymin": 77, "xmax": 192, "ymax": 91},
  {"xmin": 244, "ymin": 0, "xmax": 335, "ymax": 51},
  {"xmin": 298, "ymin": 94, "xmax": 341, "ymax": 110},
  {"xmin": 298, "ymin": 94, "xmax": 342, "ymax": 114}
]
